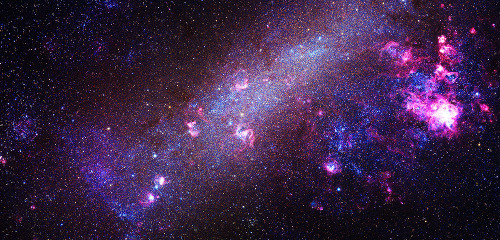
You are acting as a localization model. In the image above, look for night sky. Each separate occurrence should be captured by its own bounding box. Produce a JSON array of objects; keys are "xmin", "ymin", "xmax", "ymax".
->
[{"xmin": 1, "ymin": 0, "xmax": 499, "ymax": 239}]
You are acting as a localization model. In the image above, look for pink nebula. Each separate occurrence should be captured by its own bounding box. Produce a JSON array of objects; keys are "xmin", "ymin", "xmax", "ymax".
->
[
  {"xmin": 406, "ymin": 94, "xmax": 460, "ymax": 134},
  {"xmin": 235, "ymin": 78, "xmax": 249, "ymax": 91},
  {"xmin": 401, "ymin": 49, "xmax": 412, "ymax": 64},
  {"xmin": 480, "ymin": 103, "xmax": 490, "ymax": 112},
  {"xmin": 323, "ymin": 158, "xmax": 342, "ymax": 175},
  {"xmin": 428, "ymin": 98, "xmax": 460, "ymax": 130},
  {"xmin": 438, "ymin": 35, "xmax": 447, "ymax": 44},
  {"xmin": 155, "ymin": 176, "xmax": 166, "ymax": 186},
  {"xmin": 234, "ymin": 124, "xmax": 255, "ymax": 149},
  {"xmin": 186, "ymin": 121, "xmax": 200, "ymax": 138}
]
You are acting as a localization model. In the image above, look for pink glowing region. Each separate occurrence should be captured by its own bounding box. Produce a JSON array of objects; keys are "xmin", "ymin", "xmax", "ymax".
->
[
  {"xmin": 233, "ymin": 69, "xmax": 250, "ymax": 91},
  {"xmin": 140, "ymin": 193, "xmax": 157, "ymax": 207},
  {"xmin": 235, "ymin": 78, "xmax": 249, "ymax": 91},
  {"xmin": 439, "ymin": 45, "xmax": 455, "ymax": 56},
  {"xmin": 234, "ymin": 125, "xmax": 255, "ymax": 149},
  {"xmin": 401, "ymin": 49, "xmax": 412, "ymax": 63},
  {"xmin": 158, "ymin": 176, "xmax": 165, "ymax": 185},
  {"xmin": 438, "ymin": 35, "xmax": 447, "ymax": 44},
  {"xmin": 406, "ymin": 95, "xmax": 460, "ymax": 133},
  {"xmin": 428, "ymin": 99, "xmax": 460, "ymax": 130},
  {"xmin": 154, "ymin": 176, "xmax": 166, "ymax": 187},
  {"xmin": 148, "ymin": 193, "xmax": 155, "ymax": 201},
  {"xmin": 186, "ymin": 121, "xmax": 200, "ymax": 138},
  {"xmin": 323, "ymin": 159, "xmax": 342, "ymax": 175},
  {"xmin": 480, "ymin": 103, "xmax": 490, "ymax": 112}
]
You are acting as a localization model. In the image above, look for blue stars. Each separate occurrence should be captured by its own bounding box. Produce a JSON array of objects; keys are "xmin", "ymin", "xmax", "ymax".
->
[{"xmin": 148, "ymin": 194, "xmax": 155, "ymax": 201}]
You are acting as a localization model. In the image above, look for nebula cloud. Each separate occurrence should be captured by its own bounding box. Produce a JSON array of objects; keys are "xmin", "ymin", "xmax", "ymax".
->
[{"xmin": 1, "ymin": 0, "xmax": 498, "ymax": 239}]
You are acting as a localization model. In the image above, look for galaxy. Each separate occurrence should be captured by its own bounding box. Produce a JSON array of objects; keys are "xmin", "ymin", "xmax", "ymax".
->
[{"xmin": 1, "ymin": 0, "xmax": 499, "ymax": 239}]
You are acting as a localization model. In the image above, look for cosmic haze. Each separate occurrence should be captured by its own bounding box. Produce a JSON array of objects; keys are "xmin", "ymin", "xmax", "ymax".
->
[{"xmin": 1, "ymin": 0, "xmax": 499, "ymax": 239}]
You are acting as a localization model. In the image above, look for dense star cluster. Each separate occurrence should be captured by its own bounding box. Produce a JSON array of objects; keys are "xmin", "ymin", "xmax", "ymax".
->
[{"xmin": 1, "ymin": 0, "xmax": 499, "ymax": 239}]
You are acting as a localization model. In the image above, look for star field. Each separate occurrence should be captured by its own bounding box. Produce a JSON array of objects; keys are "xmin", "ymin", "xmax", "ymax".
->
[{"xmin": 1, "ymin": 0, "xmax": 499, "ymax": 239}]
